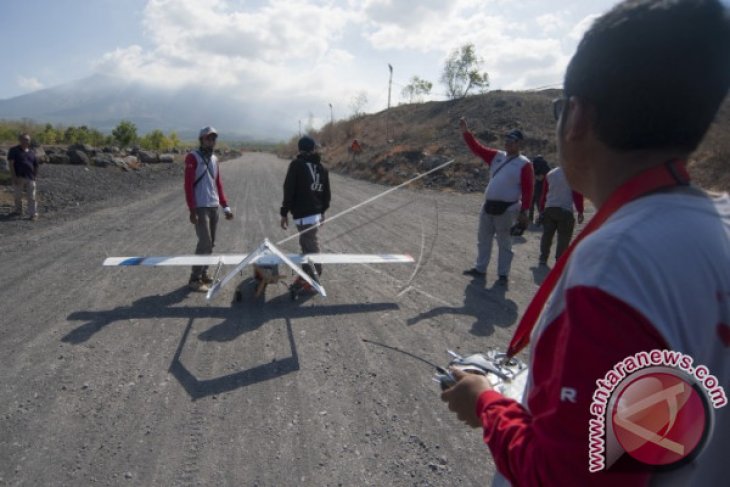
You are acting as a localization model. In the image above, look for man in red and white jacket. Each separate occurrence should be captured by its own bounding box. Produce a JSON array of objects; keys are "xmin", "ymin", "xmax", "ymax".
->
[
  {"xmin": 184, "ymin": 126, "xmax": 234, "ymax": 292},
  {"xmin": 442, "ymin": 0, "xmax": 730, "ymax": 485},
  {"xmin": 538, "ymin": 166, "xmax": 584, "ymax": 265},
  {"xmin": 460, "ymin": 119, "xmax": 533, "ymax": 284}
]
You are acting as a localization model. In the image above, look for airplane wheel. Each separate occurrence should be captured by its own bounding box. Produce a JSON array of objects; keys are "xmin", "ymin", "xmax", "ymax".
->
[{"xmin": 289, "ymin": 287, "xmax": 298, "ymax": 301}]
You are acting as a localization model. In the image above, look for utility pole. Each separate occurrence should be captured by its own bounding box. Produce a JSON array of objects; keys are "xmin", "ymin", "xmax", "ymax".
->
[
  {"xmin": 298, "ymin": 120, "xmax": 302, "ymax": 137},
  {"xmin": 329, "ymin": 103, "xmax": 334, "ymax": 126},
  {"xmin": 386, "ymin": 63, "xmax": 393, "ymax": 142}
]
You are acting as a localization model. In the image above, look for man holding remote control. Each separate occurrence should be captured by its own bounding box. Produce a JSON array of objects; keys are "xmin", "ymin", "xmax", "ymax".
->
[{"xmin": 441, "ymin": 0, "xmax": 730, "ymax": 485}]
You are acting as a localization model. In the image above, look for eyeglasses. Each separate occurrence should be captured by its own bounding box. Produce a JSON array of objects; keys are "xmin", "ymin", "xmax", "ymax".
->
[
  {"xmin": 205, "ymin": 134, "xmax": 218, "ymax": 140},
  {"xmin": 552, "ymin": 97, "xmax": 567, "ymax": 121}
]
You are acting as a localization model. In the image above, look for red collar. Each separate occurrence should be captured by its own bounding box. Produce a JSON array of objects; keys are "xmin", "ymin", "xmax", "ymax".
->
[{"xmin": 507, "ymin": 160, "xmax": 690, "ymax": 357}]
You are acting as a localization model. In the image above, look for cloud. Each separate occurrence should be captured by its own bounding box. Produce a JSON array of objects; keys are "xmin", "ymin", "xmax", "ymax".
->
[
  {"xmin": 88, "ymin": 0, "xmax": 613, "ymax": 134},
  {"xmin": 361, "ymin": 0, "xmax": 457, "ymax": 29},
  {"xmin": 16, "ymin": 76, "xmax": 44, "ymax": 92},
  {"xmin": 569, "ymin": 13, "xmax": 601, "ymax": 41},
  {"xmin": 536, "ymin": 13, "xmax": 566, "ymax": 34}
]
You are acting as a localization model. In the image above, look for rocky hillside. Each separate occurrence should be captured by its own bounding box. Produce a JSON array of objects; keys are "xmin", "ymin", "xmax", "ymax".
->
[{"xmin": 290, "ymin": 89, "xmax": 730, "ymax": 193}]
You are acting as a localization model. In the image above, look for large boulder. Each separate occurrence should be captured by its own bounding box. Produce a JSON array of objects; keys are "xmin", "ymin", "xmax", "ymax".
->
[
  {"xmin": 138, "ymin": 150, "xmax": 158, "ymax": 163},
  {"xmin": 67, "ymin": 149, "xmax": 91, "ymax": 165},
  {"xmin": 158, "ymin": 154, "xmax": 175, "ymax": 163},
  {"xmin": 111, "ymin": 157, "xmax": 128, "ymax": 168},
  {"xmin": 93, "ymin": 154, "xmax": 115, "ymax": 167},
  {"xmin": 33, "ymin": 146, "xmax": 49, "ymax": 164},
  {"xmin": 121, "ymin": 155, "xmax": 141, "ymax": 170},
  {"xmin": 68, "ymin": 143, "xmax": 96, "ymax": 156},
  {"xmin": 48, "ymin": 153, "xmax": 71, "ymax": 165}
]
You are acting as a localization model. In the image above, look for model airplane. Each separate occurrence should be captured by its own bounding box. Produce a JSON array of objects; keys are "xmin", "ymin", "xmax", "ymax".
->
[{"xmin": 103, "ymin": 238, "xmax": 414, "ymax": 302}]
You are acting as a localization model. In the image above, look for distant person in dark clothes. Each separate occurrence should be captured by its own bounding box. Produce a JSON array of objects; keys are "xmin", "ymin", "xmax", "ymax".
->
[
  {"xmin": 460, "ymin": 118, "xmax": 534, "ymax": 284},
  {"xmin": 7, "ymin": 133, "xmax": 39, "ymax": 220},
  {"xmin": 529, "ymin": 155, "xmax": 551, "ymax": 224},
  {"xmin": 183, "ymin": 126, "xmax": 234, "ymax": 293},
  {"xmin": 280, "ymin": 135, "xmax": 331, "ymax": 284},
  {"xmin": 538, "ymin": 166, "xmax": 584, "ymax": 265}
]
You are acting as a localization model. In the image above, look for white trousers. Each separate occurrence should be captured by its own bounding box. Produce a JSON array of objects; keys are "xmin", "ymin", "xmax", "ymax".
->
[
  {"xmin": 475, "ymin": 207, "xmax": 517, "ymax": 277},
  {"xmin": 14, "ymin": 178, "xmax": 37, "ymax": 217}
]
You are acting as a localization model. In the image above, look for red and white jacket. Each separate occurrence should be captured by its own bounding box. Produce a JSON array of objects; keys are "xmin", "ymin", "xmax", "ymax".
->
[
  {"xmin": 463, "ymin": 131, "xmax": 533, "ymax": 211},
  {"xmin": 539, "ymin": 167, "xmax": 584, "ymax": 214},
  {"xmin": 480, "ymin": 191, "xmax": 730, "ymax": 486},
  {"xmin": 184, "ymin": 150, "xmax": 229, "ymax": 211}
]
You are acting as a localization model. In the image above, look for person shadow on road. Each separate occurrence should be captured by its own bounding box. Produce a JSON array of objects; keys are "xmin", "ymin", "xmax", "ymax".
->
[{"xmin": 406, "ymin": 278, "xmax": 518, "ymax": 337}]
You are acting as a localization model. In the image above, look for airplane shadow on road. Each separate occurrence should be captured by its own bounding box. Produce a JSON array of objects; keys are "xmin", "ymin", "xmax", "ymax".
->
[
  {"xmin": 64, "ymin": 281, "xmax": 399, "ymax": 400},
  {"xmin": 406, "ymin": 278, "xmax": 518, "ymax": 337}
]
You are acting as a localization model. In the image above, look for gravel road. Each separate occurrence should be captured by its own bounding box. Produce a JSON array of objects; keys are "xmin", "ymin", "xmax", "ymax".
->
[{"xmin": 0, "ymin": 152, "xmax": 587, "ymax": 486}]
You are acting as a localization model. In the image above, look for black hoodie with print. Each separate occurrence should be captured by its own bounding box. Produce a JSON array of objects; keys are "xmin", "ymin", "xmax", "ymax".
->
[{"xmin": 280, "ymin": 152, "xmax": 331, "ymax": 219}]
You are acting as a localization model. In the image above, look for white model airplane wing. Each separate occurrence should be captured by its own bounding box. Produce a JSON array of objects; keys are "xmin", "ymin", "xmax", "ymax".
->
[
  {"xmin": 293, "ymin": 254, "xmax": 414, "ymax": 265},
  {"xmin": 103, "ymin": 253, "xmax": 414, "ymax": 267},
  {"xmin": 103, "ymin": 255, "xmax": 248, "ymax": 266},
  {"xmin": 103, "ymin": 239, "xmax": 414, "ymax": 302}
]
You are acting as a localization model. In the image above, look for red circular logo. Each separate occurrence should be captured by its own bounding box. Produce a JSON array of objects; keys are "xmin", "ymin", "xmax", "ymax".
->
[{"xmin": 611, "ymin": 371, "xmax": 708, "ymax": 466}]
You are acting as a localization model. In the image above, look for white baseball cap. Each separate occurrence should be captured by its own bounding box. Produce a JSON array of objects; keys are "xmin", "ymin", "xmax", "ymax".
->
[{"xmin": 199, "ymin": 126, "xmax": 218, "ymax": 138}]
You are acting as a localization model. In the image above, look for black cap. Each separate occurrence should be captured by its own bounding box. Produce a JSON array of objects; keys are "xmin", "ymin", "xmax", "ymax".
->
[
  {"xmin": 298, "ymin": 135, "xmax": 316, "ymax": 152},
  {"xmin": 505, "ymin": 129, "xmax": 524, "ymax": 141}
]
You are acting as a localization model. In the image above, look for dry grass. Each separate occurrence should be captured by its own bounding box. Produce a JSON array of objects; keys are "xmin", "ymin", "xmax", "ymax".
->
[{"xmin": 280, "ymin": 89, "xmax": 729, "ymax": 193}]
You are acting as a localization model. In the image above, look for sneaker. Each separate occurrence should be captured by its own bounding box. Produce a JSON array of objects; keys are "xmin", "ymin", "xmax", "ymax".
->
[
  {"xmin": 291, "ymin": 276, "xmax": 313, "ymax": 291},
  {"xmin": 463, "ymin": 268, "xmax": 486, "ymax": 278},
  {"xmin": 289, "ymin": 277, "xmax": 314, "ymax": 300},
  {"xmin": 188, "ymin": 280, "xmax": 209, "ymax": 292},
  {"xmin": 200, "ymin": 274, "xmax": 214, "ymax": 285}
]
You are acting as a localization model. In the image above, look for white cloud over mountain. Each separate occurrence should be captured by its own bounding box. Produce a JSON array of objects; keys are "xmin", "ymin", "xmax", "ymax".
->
[
  {"xmin": 3, "ymin": 0, "xmax": 619, "ymax": 139},
  {"xmin": 92, "ymin": 0, "xmax": 613, "ymax": 110}
]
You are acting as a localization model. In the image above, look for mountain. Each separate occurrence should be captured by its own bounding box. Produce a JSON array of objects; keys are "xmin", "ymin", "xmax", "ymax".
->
[{"xmin": 0, "ymin": 74, "xmax": 290, "ymax": 141}]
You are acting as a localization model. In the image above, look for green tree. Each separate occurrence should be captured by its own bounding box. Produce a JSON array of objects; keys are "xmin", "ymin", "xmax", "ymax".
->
[
  {"xmin": 441, "ymin": 43, "xmax": 489, "ymax": 99},
  {"xmin": 140, "ymin": 129, "xmax": 171, "ymax": 151},
  {"xmin": 401, "ymin": 76, "xmax": 433, "ymax": 104},
  {"xmin": 168, "ymin": 131, "xmax": 181, "ymax": 150},
  {"xmin": 63, "ymin": 126, "xmax": 78, "ymax": 144},
  {"xmin": 112, "ymin": 120, "xmax": 138, "ymax": 148},
  {"xmin": 36, "ymin": 123, "xmax": 58, "ymax": 145},
  {"xmin": 75, "ymin": 125, "xmax": 93, "ymax": 145},
  {"xmin": 88, "ymin": 129, "xmax": 106, "ymax": 147}
]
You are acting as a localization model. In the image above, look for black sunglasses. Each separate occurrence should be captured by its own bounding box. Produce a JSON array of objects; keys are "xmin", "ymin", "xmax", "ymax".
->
[{"xmin": 552, "ymin": 97, "xmax": 567, "ymax": 121}]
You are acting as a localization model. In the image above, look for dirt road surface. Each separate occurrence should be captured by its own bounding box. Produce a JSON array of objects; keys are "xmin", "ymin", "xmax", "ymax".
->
[{"xmin": 0, "ymin": 153, "xmax": 585, "ymax": 486}]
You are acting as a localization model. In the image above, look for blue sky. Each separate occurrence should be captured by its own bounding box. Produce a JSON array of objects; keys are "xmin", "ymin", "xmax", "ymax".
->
[
  {"xmin": 3, "ymin": 0, "xmax": 724, "ymax": 129},
  {"xmin": 2, "ymin": 0, "xmax": 148, "ymax": 94}
]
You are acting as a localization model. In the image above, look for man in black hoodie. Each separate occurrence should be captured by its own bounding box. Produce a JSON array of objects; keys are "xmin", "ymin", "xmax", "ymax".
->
[{"xmin": 280, "ymin": 135, "xmax": 331, "ymax": 283}]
